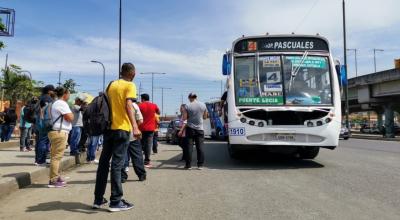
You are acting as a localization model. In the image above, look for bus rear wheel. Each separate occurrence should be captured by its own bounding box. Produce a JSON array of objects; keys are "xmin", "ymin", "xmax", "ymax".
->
[{"xmin": 298, "ymin": 146, "xmax": 320, "ymax": 159}]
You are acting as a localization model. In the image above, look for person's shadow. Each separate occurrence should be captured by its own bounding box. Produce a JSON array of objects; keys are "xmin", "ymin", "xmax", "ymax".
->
[{"xmin": 26, "ymin": 201, "xmax": 100, "ymax": 214}]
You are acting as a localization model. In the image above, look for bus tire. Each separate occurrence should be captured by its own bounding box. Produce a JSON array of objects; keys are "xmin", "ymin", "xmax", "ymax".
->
[
  {"xmin": 228, "ymin": 144, "xmax": 240, "ymax": 159},
  {"xmin": 298, "ymin": 146, "xmax": 320, "ymax": 159}
]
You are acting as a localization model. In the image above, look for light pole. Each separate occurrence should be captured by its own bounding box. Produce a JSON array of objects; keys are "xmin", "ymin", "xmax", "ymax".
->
[
  {"xmin": 58, "ymin": 71, "xmax": 62, "ymax": 87},
  {"xmin": 346, "ymin": 49, "xmax": 358, "ymax": 77},
  {"xmin": 373, "ymin": 48, "xmax": 384, "ymax": 73},
  {"xmin": 20, "ymin": 70, "xmax": 32, "ymax": 80},
  {"xmin": 157, "ymin": 87, "xmax": 172, "ymax": 118},
  {"xmin": 140, "ymin": 72, "xmax": 166, "ymax": 102},
  {"xmin": 91, "ymin": 60, "xmax": 106, "ymax": 91},
  {"xmin": 342, "ymin": 0, "xmax": 350, "ymax": 129},
  {"xmin": 118, "ymin": 0, "xmax": 122, "ymax": 78}
]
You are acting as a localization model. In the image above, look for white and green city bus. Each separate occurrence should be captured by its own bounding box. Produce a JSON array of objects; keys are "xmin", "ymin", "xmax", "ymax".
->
[{"xmin": 222, "ymin": 34, "xmax": 341, "ymax": 159}]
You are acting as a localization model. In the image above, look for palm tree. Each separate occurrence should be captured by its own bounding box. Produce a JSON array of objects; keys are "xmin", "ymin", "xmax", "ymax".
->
[{"xmin": 1, "ymin": 64, "xmax": 41, "ymax": 107}]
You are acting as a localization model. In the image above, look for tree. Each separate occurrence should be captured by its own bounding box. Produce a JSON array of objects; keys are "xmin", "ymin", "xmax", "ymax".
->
[
  {"xmin": 0, "ymin": 17, "xmax": 5, "ymax": 50},
  {"xmin": 63, "ymin": 78, "xmax": 78, "ymax": 94},
  {"xmin": 1, "ymin": 64, "xmax": 41, "ymax": 106}
]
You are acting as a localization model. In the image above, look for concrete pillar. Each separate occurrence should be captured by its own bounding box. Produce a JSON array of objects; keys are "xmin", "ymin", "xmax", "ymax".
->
[
  {"xmin": 384, "ymin": 103, "xmax": 395, "ymax": 138},
  {"xmin": 377, "ymin": 113, "xmax": 383, "ymax": 128}
]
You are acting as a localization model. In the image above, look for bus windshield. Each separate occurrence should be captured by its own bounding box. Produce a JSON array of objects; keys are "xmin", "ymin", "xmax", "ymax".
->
[{"xmin": 234, "ymin": 55, "xmax": 332, "ymax": 106}]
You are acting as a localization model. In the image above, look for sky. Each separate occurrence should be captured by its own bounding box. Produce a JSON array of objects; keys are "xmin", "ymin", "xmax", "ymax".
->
[{"xmin": 0, "ymin": 0, "xmax": 399, "ymax": 115}]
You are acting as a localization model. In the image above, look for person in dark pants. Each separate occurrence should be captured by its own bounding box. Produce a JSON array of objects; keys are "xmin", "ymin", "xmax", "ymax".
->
[
  {"xmin": 152, "ymin": 113, "xmax": 160, "ymax": 154},
  {"xmin": 93, "ymin": 63, "xmax": 141, "ymax": 212},
  {"xmin": 122, "ymin": 102, "xmax": 146, "ymax": 182},
  {"xmin": 179, "ymin": 93, "xmax": 207, "ymax": 170},
  {"xmin": 35, "ymin": 85, "xmax": 55, "ymax": 165},
  {"xmin": 138, "ymin": 93, "xmax": 160, "ymax": 168}
]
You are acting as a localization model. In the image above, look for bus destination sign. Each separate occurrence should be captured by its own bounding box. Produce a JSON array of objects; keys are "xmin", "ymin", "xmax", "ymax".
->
[{"xmin": 234, "ymin": 37, "xmax": 329, "ymax": 53}]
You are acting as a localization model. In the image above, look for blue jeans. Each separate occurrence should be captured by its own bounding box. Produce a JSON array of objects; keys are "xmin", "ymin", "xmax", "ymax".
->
[
  {"xmin": 69, "ymin": 127, "xmax": 82, "ymax": 155},
  {"xmin": 122, "ymin": 140, "xmax": 146, "ymax": 180},
  {"xmin": 1, "ymin": 125, "xmax": 14, "ymax": 142},
  {"xmin": 19, "ymin": 127, "xmax": 32, "ymax": 148},
  {"xmin": 36, "ymin": 133, "xmax": 50, "ymax": 164},
  {"xmin": 87, "ymin": 135, "xmax": 100, "ymax": 161}
]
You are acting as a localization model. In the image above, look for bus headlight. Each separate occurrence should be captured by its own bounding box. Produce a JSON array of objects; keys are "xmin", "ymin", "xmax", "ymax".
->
[
  {"xmin": 307, "ymin": 121, "xmax": 314, "ymax": 127},
  {"xmin": 316, "ymin": 121, "xmax": 323, "ymax": 126},
  {"xmin": 240, "ymin": 118, "xmax": 247, "ymax": 123},
  {"xmin": 249, "ymin": 120, "xmax": 255, "ymax": 126},
  {"xmin": 258, "ymin": 122, "xmax": 264, "ymax": 127}
]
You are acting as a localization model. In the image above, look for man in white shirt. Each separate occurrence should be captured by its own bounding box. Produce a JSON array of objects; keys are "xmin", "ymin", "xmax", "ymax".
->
[{"xmin": 47, "ymin": 87, "xmax": 74, "ymax": 188}]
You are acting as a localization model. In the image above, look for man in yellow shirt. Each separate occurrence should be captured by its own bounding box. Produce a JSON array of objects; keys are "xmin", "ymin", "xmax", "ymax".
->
[{"xmin": 93, "ymin": 63, "xmax": 141, "ymax": 212}]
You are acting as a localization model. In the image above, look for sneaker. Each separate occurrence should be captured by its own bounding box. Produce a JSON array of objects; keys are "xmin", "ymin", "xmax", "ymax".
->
[
  {"xmin": 26, "ymin": 147, "xmax": 33, "ymax": 151},
  {"xmin": 57, "ymin": 176, "xmax": 66, "ymax": 184},
  {"xmin": 138, "ymin": 174, "xmax": 146, "ymax": 181},
  {"xmin": 47, "ymin": 180, "xmax": 66, "ymax": 188},
  {"xmin": 20, "ymin": 147, "xmax": 27, "ymax": 152},
  {"xmin": 93, "ymin": 159, "xmax": 99, "ymax": 164},
  {"xmin": 197, "ymin": 166, "xmax": 204, "ymax": 170},
  {"xmin": 184, "ymin": 166, "xmax": 192, "ymax": 170},
  {"xmin": 92, "ymin": 198, "xmax": 108, "ymax": 209},
  {"xmin": 125, "ymin": 167, "xmax": 129, "ymax": 172},
  {"xmin": 36, "ymin": 163, "xmax": 47, "ymax": 167},
  {"xmin": 109, "ymin": 199, "xmax": 134, "ymax": 212},
  {"xmin": 144, "ymin": 163, "xmax": 152, "ymax": 168}
]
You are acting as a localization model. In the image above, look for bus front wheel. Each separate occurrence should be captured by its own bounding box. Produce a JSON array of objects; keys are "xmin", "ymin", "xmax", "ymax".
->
[{"xmin": 298, "ymin": 146, "xmax": 320, "ymax": 159}]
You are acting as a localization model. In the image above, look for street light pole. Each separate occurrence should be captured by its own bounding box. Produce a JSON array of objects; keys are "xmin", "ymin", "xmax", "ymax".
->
[
  {"xmin": 346, "ymin": 49, "xmax": 358, "ymax": 77},
  {"xmin": 91, "ymin": 60, "xmax": 106, "ymax": 92},
  {"xmin": 20, "ymin": 70, "xmax": 32, "ymax": 80},
  {"xmin": 342, "ymin": 0, "xmax": 350, "ymax": 129},
  {"xmin": 373, "ymin": 48, "xmax": 384, "ymax": 73},
  {"xmin": 140, "ymin": 72, "xmax": 166, "ymax": 102},
  {"xmin": 118, "ymin": 0, "xmax": 122, "ymax": 78},
  {"xmin": 58, "ymin": 71, "xmax": 62, "ymax": 87},
  {"xmin": 158, "ymin": 87, "xmax": 172, "ymax": 118}
]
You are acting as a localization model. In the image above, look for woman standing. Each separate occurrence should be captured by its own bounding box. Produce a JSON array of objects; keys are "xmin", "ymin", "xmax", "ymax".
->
[{"xmin": 47, "ymin": 87, "xmax": 74, "ymax": 188}]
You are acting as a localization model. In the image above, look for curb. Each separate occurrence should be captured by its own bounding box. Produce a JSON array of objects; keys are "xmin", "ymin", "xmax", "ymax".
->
[
  {"xmin": 0, "ymin": 151, "xmax": 97, "ymax": 199},
  {"xmin": 351, "ymin": 135, "xmax": 400, "ymax": 142}
]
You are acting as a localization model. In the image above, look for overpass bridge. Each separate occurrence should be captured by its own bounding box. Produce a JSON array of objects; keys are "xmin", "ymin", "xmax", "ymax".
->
[{"xmin": 343, "ymin": 68, "xmax": 400, "ymax": 137}]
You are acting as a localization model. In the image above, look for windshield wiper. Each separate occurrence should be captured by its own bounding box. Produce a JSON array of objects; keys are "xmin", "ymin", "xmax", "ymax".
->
[{"xmin": 288, "ymin": 50, "xmax": 309, "ymax": 92}]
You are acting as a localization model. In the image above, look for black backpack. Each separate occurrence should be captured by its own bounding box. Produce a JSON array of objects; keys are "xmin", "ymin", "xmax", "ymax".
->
[
  {"xmin": 83, "ymin": 82, "xmax": 113, "ymax": 136},
  {"xmin": 23, "ymin": 103, "xmax": 38, "ymax": 124}
]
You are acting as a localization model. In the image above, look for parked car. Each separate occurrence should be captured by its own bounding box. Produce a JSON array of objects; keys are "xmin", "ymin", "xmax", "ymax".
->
[
  {"xmin": 360, "ymin": 125, "xmax": 381, "ymax": 134},
  {"xmin": 157, "ymin": 121, "xmax": 170, "ymax": 141},
  {"xmin": 340, "ymin": 125, "xmax": 351, "ymax": 140},
  {"xmin": 166, "ymin": 119, "xmax": 181, "ymax": 144}
]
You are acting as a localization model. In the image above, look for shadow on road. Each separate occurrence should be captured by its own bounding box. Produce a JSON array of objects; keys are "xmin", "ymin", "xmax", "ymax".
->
[
  {"xmin": 156, "ymin": 142, "xmax": 324, "ymax": 170},
  {"xmin": 26, "ymin": 201, "xmax": 98, "ymax": 214}
]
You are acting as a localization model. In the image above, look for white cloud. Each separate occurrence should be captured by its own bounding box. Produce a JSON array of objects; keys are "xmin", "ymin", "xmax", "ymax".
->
[{"xmin": 1, "ymin": 36, "xmax": 223, "ymax": 80}]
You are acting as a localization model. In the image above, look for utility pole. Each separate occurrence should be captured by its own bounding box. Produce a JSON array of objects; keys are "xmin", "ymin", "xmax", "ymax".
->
[
  {"xmin": 58, "ymin": 71, "xmax": 62, "ymax": 87},
  {"xmin": 140, "ymin": 72, "xmax": 166, "ymax": 102},
  {"xmin": 138, "ymin": 82, "xmax": 142, "ymax": 98},
  {"xmin": 342, "ymin": 0, "xmax": 350, "ymax": 129},
  {"xmin": 373, "ymin": 48, "xmax": 384, "ymax": 73},
  {"xmin": 91, "ymin": 60, "xmax": 106, "ymax": 91},
  {"xmin": 158, "ymin": 87, "xmax": 172, "ymax": 118},
  {"xmin": 118, "ymin": 0, "xmax": 122, "ymax": 78},
  {"xmin": 346, "ymin": 48, "xmax": 358, "ymax": 77}
]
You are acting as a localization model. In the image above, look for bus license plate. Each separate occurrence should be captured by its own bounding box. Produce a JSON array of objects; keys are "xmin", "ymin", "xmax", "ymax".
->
[{"xmin": 274, "ymin": 134, "xmax": 295, "ymax": 141}]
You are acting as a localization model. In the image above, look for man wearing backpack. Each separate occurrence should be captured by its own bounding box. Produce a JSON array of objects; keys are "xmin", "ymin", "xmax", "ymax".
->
[
  {"xmin": 93, "ymin": 63, "xmax": 141, "ymax": 212},
  {"xmin": 35, "ymin": 85, "xmax": 55, "ymax": 166}
]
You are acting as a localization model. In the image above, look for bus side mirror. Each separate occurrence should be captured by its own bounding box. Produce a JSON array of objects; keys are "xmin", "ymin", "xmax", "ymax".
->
[
  {"xmin": 222, "ymin": 54, "xmax": 231, "ymax": 76},
  {"xmin": 335, "ymin": 64, "xmax": 342, "ymax": 88}
]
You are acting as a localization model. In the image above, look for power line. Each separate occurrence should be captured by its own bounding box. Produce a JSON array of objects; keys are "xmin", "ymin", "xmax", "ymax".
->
[{"xmin": 294, "ymin": 0, "xmax": 320, "ymax": 32}]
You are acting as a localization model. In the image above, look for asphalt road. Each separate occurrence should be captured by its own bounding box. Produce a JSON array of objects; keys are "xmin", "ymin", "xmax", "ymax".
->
[{"xmin": 0, "ymin": 139, "xmax": 399, "ymax": 220}]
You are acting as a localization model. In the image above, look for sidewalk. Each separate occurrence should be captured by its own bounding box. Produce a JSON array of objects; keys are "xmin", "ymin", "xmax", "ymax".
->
[
  {"xmin": 350, "ymin": 130, "xmax": 400, "ymax": 142},
  {"xmin": 0, "ymin": 142, "xmax": 93, "ymax": 199}
]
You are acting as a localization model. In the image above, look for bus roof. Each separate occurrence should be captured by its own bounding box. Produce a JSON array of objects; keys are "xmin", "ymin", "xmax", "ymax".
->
[{"xmin": 232, "ymin": 34, "xmax": 330, "ymax": 53}]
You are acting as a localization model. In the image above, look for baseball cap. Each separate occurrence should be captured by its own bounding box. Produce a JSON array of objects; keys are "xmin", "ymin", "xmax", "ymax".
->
[{"xmin": 188, "ymin": 92, "xmax": 197, "ymax": 98}]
